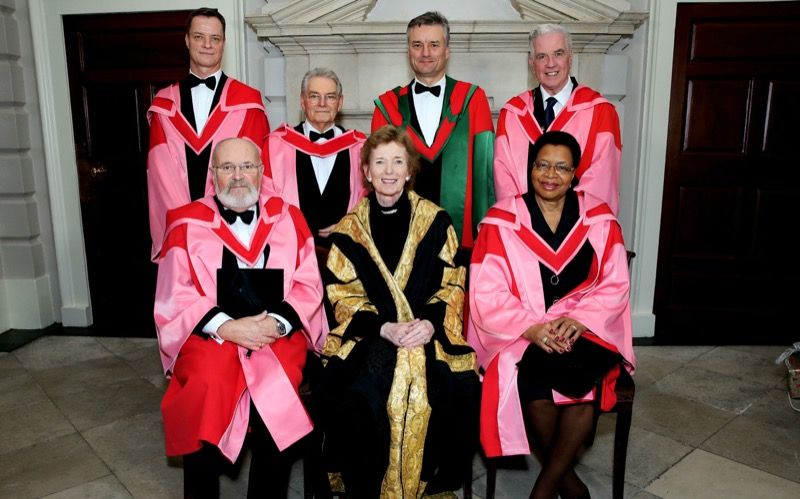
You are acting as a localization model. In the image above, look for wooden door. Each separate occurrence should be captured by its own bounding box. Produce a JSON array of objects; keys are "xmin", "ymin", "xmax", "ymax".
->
[
  {"xmin": 64, "ymin": 11, "xmax": 190, "ymax": 336},
  {"xmin": 655, "ymin": 2, "xmax": 800, "ymax": 344}
]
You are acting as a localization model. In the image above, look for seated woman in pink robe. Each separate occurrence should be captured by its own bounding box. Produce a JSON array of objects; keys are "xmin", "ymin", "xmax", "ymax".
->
[{"xmin": 467, "ymin": 131, "xmax": 635, "ymax": 499}]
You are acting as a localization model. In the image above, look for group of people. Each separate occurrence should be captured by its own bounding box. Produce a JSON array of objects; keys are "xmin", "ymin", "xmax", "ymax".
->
[{"xmin": 150, "ymin": 7, "xmax": 635, "ymax": 499}]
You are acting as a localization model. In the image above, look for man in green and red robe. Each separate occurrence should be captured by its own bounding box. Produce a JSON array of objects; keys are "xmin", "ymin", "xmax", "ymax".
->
[{"xmin": 371, "ymin": 11, "xmax": 494, "ymax": 251}]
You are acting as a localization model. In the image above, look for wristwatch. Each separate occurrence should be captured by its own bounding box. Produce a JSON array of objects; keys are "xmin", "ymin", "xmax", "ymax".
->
[{"xmin": 275, "ymin": 319, "xmax": 288, "ymax": 337}]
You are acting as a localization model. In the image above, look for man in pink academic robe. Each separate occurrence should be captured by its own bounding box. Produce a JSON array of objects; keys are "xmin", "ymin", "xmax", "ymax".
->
[
  {"xmin": 155, "ymin": 138, "xmax": 324, "ymax": 497},
  {"xmin": 147, "ymin": 8, "xmax": 269, "ymax": 261},
  {"xmin": 493, "ymin": 24, "xmax": 621, "ymax": 214},
  {"xmin": 466, "ymin": 193, "xmax": 635, "ymax": 458},
  {"xmin": 263, "ymin": 68, "xmax": 365, "ymax": 247}
]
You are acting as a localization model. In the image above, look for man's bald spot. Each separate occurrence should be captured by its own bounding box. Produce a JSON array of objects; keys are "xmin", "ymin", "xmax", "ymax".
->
[{"xmin": 212, "ymin": 137, "xmax": 260, "ymax": 165}]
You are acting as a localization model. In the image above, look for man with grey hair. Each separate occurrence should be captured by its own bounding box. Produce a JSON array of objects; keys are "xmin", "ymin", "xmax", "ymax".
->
[
  {"xmin": 493, "ymin": 23, "xmax": 622, "ymax": 214},
  {"xmin": 264, "ymin": 67, "xmax": 366, "ymax": 248},
  {"xmin": 155, "ymin": 137, "xmax": 325, "ymax": 498},
  {"xmin": 372, "ymin": 10, "xmax": 495, "ymax": 252}
]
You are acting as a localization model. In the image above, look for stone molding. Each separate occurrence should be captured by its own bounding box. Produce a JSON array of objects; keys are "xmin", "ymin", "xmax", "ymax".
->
[{"xmin": 246, "ymin": 0, "xmax": 647, "ymax": 55}]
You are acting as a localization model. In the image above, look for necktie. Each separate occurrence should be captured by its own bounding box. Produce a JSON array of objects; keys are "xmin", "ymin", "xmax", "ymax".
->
[
  {"xmin": 544, "ymin": 96, "xmax": 557, "ymax": 130},
  {"xmin": 186, "ymin": 74, "xmax": 216, "ymax": 91},
  {"xmin": 309, "ymin": 129, "xmax": 335, "ymax": 142},
  {"xmin": 414, "ymin": 82, "xmax": 441, "ymax": 97},
  {"xmin": 220, "ymin": 208, "xmax": 255, "ymax": 225}
]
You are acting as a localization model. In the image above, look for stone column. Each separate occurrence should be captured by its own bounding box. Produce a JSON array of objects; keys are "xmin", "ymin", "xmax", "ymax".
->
[{"xmin": 0, "ymin": 0, "xmax": 57, "ymax": 336}]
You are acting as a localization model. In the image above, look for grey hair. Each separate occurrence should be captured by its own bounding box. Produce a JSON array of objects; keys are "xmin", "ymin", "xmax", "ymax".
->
[
  {"xmin": 529, "ymin": 23, "xmax": 573, "ymax": 53},
  {"xmin": 300, "ymin": 67, "xmax": 343, "ymax": 96},
  {"xmin": 407, "ymin": 11, "xmax": 450, "ymax": 46}
]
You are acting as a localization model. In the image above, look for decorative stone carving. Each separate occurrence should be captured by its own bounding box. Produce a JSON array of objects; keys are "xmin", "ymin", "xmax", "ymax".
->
[{"xmin": 246, "ymin": 0, "xmax": 647, "ymax": 55}]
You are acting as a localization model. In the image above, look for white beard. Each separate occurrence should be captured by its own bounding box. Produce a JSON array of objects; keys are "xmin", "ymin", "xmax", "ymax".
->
[{"xmin": 216, "ymin": 179, "xmax": 259, "ymax": 210}]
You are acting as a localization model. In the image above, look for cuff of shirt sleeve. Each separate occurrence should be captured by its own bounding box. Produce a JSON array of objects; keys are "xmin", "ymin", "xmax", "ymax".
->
[{"xmin": 203, "ymin": 312, "xmax": 234, "ymax": 344}]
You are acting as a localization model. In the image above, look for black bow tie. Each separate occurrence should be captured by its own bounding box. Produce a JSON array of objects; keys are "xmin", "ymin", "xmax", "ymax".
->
[
  {"xmin": 220, "ymin": 208, "xmax": 255, "ymax": 225},
  {"xmin": 309, "ymin": 129, "xmax": 335, "ymax": 142},
  {"xmin": 186, "ymin": 74, "xmax": 216, "ymax": 90},
  {"xmin": 414, "ymin": 82, "xmax": 441, "ymax": 97}
]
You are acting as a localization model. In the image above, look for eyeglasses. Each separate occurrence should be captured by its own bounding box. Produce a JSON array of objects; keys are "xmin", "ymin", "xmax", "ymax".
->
[
  {"xmin": 212, "ymin": 162, "xmax": 262, "ymax": 175},
  {"xmin": 532, "ymin": 49, "xmax": 569, "ymax": 62},
  {"xmin": 304, "ymin": 93, "xmax": 340, "ymax": 104},
  {"xmin": 532, "ymin": 160, "xmax": 575, "ymax": 174}
]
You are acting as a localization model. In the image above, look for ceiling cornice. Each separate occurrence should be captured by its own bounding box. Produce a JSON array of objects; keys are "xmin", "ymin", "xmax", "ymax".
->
[{"xmin": 245, "ymin": 1, "xmax": 648, "ymax": 56}]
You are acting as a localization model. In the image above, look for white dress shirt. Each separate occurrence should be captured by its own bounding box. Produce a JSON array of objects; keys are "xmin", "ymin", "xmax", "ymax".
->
[
  {"xmin": 302, "ymin": 121, "xmax": 342, "ymax": 192},
  {"xmin": 412, "ymin": 76, "xmax": 446, "ymax": 146},
  {"xmin": 190, "ymin": 69, "xmax": 223, "ymax": 133},
  {"xmin": 540, "ymin": 78, "xmax": 575, "ymax": 120}
]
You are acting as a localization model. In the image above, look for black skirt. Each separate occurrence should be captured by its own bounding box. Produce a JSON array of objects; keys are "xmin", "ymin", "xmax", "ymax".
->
[{"xmin": 517, "ymin": 335, "xmax": 622, "ymax": 404}]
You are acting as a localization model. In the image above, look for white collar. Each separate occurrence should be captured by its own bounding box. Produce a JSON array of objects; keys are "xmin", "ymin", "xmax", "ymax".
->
[{"xmin": 541, "ymin": 78, "xmax": 574, "ymax": 107}]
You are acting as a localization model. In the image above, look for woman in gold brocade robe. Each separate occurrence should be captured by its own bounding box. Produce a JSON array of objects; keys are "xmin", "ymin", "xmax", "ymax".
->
[{"xmin": 319, "ymin": 126, "xmax": 480, "ymax": 498}]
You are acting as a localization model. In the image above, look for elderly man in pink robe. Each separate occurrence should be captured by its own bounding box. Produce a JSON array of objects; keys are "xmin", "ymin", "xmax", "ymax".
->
[
  {"xmin": 493, "ymin": 23, "xmax": 622, "ymax": 214},
  {"xmin": 155, "ymin": 137, "xmax": 324, "ymax": 498},
  {"xmin": 263, "ymin": 68, "xmax": 365, "ymax": 249}
]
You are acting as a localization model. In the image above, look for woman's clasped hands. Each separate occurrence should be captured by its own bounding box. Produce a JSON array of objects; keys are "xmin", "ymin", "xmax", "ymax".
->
[
  {"xmin": 523, "ymin": 316, "xmax": 587, "ymax": 353},
  {"xmin": 380, "ymin": 318, "xmax": 435, "ymax": 348}
]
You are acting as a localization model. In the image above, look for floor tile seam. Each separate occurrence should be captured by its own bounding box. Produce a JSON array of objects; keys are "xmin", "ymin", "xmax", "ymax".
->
[
  {"xmin": 2, "ymin": 369, "xmax": 84, "ymax": 431},
  {"xmin": 696, "ymin": 417, "xmax": 800, "ymax": 482},
  {"xmin": 122, "ymin": 353, "xmax": 165, "ymax": 381},
  {"xmin": 13, "ymin": 353, "xmax": 121, "ymax": 373},
  {"xmin": 693, "ymin": 445, "xmax": 800, "ymax": 485},
  {"xmin": 692, "ymin": 411, "xmax": 742, "ymax": 451},
  {"xmin": 626, "ymin": 410, "xmax": 738, "ymax": 449},
  {"xmin": 635, "ymin": 444, "xmax": 696, "ymax": 491},
  {"xmin": 74, "ymin": 426, "xmax": 130, "ymax": 492},
  {"xmin": 40, "ymin": 472, "xmax": 121, "ymax": 498},
  {"xmin": 33, "ymin": 371, "xmax": 151, "ymax": 403},
  {"xmin": 0, "ymin": 425, "xmax": 86, "ymax": 461},
  {"xmin": 699, "ymin": 411, "xmax": 800, "ymax": 458}
]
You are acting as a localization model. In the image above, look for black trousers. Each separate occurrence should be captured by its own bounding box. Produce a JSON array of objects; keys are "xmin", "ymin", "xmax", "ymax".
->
[{"xmin": 183, "ymin": 402, "xmax": 292, "ymax": 499}]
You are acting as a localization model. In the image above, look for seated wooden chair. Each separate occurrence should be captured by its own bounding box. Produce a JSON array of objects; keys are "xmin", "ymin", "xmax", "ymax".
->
[{"xmin": 485, "ymin": 251, "xmax": 637, "ymax": 499}]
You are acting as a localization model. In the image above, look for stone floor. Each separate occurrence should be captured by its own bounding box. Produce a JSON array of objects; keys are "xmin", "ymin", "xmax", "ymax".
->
[{"xmin": 1, "ymin": 337, "xmax": 799, "ymax": 498}]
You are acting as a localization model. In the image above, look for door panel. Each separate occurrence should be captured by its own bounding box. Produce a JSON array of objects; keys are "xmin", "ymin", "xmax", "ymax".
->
[
  {"xmin": 655, "ymin": 2, "xmax": 800, "ymax": 344},
  {"xmin": 684, "ymin": 79, "xmax": 751, "ymax": 153}
]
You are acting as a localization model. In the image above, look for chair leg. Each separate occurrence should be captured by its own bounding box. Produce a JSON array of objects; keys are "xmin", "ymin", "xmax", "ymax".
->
[
  {"xmin": 612, "ymin": 405, "xmax": 633, "ymax": 499},
  {"xmin": 485, "ymin": 459, "xmax": 497, "ymax": 499},
  {"xmin": 463, "ymin": 456, "xmax": 473, "ymax": 499}
]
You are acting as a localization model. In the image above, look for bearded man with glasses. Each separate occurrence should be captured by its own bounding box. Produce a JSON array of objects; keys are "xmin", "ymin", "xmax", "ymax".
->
[
  {"xmin": 493, "ymin": 24, "xmax": 623, "ymax": 216},
  {"xmin": 154, "ymin": 137, "xmax": 325, "ymax": 498}
]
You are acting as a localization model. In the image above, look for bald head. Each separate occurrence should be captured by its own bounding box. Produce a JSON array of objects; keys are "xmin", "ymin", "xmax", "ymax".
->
[
  {"xmin": 212, "ymin": 137, "xmax": 260, "ymax": 166},
  {"xmin": 211, "ymin": 138, "xmax": 263, "ymax": 211}
]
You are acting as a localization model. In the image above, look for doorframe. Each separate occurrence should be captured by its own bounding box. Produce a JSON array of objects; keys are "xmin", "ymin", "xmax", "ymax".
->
[
  {"xmin": 632, "ymin": 0, "xmax": 793, "ymax": 337},
  {"xmin": 29, "ymin": 0, "xmax": 248, "ymax": 326}
]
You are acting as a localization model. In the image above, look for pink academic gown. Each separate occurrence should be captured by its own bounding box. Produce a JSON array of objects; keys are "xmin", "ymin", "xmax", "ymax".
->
[
  {"xmin": 155, "ymin": 192, "xmax": 325, "ymax": 461},
  {"xmin": 147, "ymin": 78, "xmax": 268, "ymax": 261},
  {"xmin": 466, "ymin": 194, "xmax": 634, "ymax": 457},
  {"xmin": 493, "ymin": 86, "xmax": 621, "ymax": 214},
  {"xmin": 263, "ymin": 123, "xmax": 366, "ymax": 211}
]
